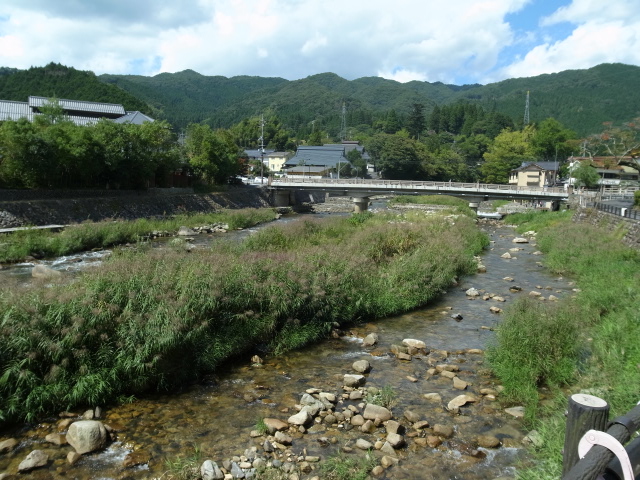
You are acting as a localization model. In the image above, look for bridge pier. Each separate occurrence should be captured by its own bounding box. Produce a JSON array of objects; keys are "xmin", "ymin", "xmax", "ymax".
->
[
  {"xmin": 352, "ymin": 196, "xmax": 370, "ymax": 213},
  {"xmin": 274, "ymin": 190, "xmax": 291, "ymax": 207},
  {"xmin": 468, "ymin": 202, "xmax": 479, "ymax": 213}
]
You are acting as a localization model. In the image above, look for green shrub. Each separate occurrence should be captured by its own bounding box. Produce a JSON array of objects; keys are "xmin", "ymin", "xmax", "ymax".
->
[
  {"xmin": 320, "ymin": 451, "xmax": 376, "ymax": 480},
  {"xmin": 486, "ymin": 298, "xmax": 583, "ymax": 417},
  {"xmin": 635, "ymin": 190, "xmax": 640, "ymax": 207},
  {"xmin": 366, "ymin": 385, "xmax": 397, "ymax": 409}
]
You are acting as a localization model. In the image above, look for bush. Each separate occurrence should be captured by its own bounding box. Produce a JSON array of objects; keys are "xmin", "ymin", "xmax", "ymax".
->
[
  {"xmin": 635, "ymin": 190, "xmax": 640, "ymax": 207},
  {"xmin": 486, "ymin": 298, "xmax": 582, "ymax": 417}
]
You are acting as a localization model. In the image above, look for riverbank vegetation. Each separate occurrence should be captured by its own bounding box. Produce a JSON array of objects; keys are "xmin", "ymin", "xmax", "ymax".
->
[
  {"xmin": 0, "ymin": 208, "xmax": 277, "ymax": 264},
  {"xmin": 487, "ymin": 210, "xmax": 640, "ymax": 478},
  {"xmin": 0, "ymin": 210, "xmax": 488, "ymax": 425}
]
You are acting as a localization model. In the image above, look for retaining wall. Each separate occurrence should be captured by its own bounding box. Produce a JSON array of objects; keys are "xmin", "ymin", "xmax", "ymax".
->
[
  {"xmin": 0, "ymin": 188, "xmax": 271, "ymax": 228},
  {"xmin": 573, "ymin": 206, "xmax": 640, "ymax": 250}
]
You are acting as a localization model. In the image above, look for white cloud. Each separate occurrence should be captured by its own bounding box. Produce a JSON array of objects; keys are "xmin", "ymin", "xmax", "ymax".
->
[
  {"xmin": 495, "ymin": 0, "xmax": 640, "ymax": 80},
  {"xmin": 0, "ymin": 0, "xmax": 638, "ymax": 85}
]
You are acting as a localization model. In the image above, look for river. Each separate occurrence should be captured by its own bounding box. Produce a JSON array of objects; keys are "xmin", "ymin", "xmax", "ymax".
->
[{"xmin": 0, "ymin": 212, "xmax": 572, "ymax": 480}]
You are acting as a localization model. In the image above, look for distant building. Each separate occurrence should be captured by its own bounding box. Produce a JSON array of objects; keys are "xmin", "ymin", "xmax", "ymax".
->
[
  {"xmin": 567, "ymin": 156, "xmax": 639, "ymax": 186},
  {"xmin": 509, "ymin": 161, "xmax": 559, "ymax": 187},
  {"xmin": 284, "ymin": 145, "xmax": 349, "ymax": 177},
  {"xmin": 0, "ymin": 96, "xmax": 153, "ymax": 126}
]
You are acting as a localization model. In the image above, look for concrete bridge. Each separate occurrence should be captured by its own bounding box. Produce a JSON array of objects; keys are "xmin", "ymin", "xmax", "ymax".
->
[{"xmin": 268, "ymin": 177, "xmax": 569, "ymax": 213}]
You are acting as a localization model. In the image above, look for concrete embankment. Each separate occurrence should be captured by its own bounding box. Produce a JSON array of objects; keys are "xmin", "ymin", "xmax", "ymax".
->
[{"xmin": 0, "ymin": 187, "xmax": 272, "ymax": 228}]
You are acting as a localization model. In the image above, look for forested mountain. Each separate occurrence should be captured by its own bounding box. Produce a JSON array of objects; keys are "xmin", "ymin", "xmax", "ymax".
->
[
  {"xmin": 97, "ymin": 63, "xmax": 638, "ymax": 136},
  {"xmin": 0, "ymin": 63, "xmax": 151, "ymax": 114},
  {"xmin": 1, "ymin": 62, "xmax": 638, "ymax": 138}
]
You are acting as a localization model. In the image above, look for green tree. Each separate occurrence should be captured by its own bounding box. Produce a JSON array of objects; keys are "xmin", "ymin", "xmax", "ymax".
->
[
  {"xmin": 185, "ymin": 124, "xmax": 241, "ymax": 184},
  {"xmin": 531, "ymin": 118, "xmax": 576, "ymax": 161},
  {"xmin": 571, "ymin": 160, "xmax": 601, "ymax": 188},
  {"xmin": 406, "ymin": 103, "xmax": 426, "ymax": 140},
  {"xmin": 367, "ymin": 133, "xmax": 433, "ymax": 180},
  {"xmin": 346, "ymin": 149, "xmax": 367, "ymax": 177},
  {"xmin": 480, "ymin": 126, "xmax": 536, "ymax": 184}
]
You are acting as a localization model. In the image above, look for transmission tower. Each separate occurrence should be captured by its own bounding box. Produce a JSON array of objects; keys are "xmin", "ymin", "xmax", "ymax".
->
[
  {"xmin": 340, "ymin": 101, "xmax": 347, "ymax": 141},
  {"xmin": 523, "ymin": 90, "xmax": 530, "ymax": 125}
]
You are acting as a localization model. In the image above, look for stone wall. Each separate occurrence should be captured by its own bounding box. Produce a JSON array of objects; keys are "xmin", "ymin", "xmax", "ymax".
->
[
  {"xmin": 0, "ymin": 188, "xmax": 271, "ymax": 228},
  {"xmin": 573, "ymin": 206, "xmax": 640, "ymax": 250}
]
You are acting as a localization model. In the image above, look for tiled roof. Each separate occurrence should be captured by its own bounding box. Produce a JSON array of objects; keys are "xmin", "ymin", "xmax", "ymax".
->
[
  {"xmin": 29, "ymin": 96, "xmax": 126, "ymax": 115},
  {"xmin": 113, "ymin": 111, "xmax": 154, "ymax": 124},
  {"xmin": 285, "ymin": 146, "xmax": 348, "ymax": 168}
]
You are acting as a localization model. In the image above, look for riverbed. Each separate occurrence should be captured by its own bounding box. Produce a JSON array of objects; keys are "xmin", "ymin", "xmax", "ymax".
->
[{"xmin": 0, "ymin": 214, "xmax": 572, "ymax": 480}]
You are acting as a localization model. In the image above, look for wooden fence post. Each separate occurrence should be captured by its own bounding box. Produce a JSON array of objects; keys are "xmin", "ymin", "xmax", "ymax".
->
[{"xmin": 562, "ymin": 394, "xmax": 610, "ymax": 476}]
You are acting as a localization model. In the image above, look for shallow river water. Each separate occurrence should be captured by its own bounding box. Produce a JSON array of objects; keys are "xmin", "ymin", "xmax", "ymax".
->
[{"xmin": 0, "ymin": 215, "xmax": 573, "ymax": 480}]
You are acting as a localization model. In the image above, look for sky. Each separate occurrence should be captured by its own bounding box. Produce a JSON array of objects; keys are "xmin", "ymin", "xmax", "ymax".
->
[{"xmin": 0, "ymin": 0, "xmax": 639, "ymax": 85}]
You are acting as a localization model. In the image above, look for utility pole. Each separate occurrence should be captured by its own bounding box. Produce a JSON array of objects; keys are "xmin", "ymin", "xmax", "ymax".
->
[
  {"xmin": 523, "ymin": 91, "xmax": 530, "ymax": 126},
  {"xmin": 340, "ymin": 101, "xmax": 347, "ymax": 141},
  {"xmin": 259, "ymin": 114, "xmax": 265, "ymax": 185}
]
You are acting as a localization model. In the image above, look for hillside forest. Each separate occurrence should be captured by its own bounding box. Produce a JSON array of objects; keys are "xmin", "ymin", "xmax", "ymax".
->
[{"xmin": 0, "ymin": 63, "xmax": 639, "ymax": 188}]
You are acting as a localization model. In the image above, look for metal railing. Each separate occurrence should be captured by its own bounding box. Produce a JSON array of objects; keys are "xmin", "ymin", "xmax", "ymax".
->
[
  {"xmin": 593, "ymin": 202, "xmax": 640, "ymax": 220},
  {"xmin": 269, "ymin": 178, "xmax": 568, "ymax": 197}
]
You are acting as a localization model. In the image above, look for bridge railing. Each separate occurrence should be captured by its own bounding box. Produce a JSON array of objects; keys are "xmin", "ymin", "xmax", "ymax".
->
[
  {"xmin": 270, "ymin": 177, "xmax": 566, "ymax": 195},
  {"xmin": 592, "ymin": 202, "xmax": 640, "ymax": 221}
]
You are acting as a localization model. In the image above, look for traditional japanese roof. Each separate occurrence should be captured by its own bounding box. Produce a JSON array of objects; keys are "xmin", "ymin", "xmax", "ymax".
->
[
  {"xmin": 113, "ymin": 111, "xmax": 155, "ymax": 124},
  {"xmin": 511, "ymin": 161, "xmax": 559, "ymax": 172},
  {"xmin": 285, "ymin": 146, "xmax": 348, "ymax": 168}
]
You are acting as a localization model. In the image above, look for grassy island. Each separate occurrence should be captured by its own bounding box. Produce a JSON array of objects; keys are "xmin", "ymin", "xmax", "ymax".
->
[{"xmin": 0, "ymin": 207, "xmax": 488, "ymax": 425}]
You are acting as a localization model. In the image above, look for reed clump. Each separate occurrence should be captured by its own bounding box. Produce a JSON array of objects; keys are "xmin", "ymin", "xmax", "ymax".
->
[
  {"xmin": 0, "ymin": 210, "xmax": 488, "ymax": 425},
  {"xmin": 0, "ymin": 208, "xmax": 277, "ymax": 263}
]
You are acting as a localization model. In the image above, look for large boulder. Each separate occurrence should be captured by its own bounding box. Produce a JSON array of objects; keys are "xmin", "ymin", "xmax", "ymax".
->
[
  {"xmin": 66, "ymin": 420, "xmax": 108, "ymax": 454},
  {"xmin": 32, "ymin": 265, "xmax": 62, "ymax": 279},
  {"xmin": 343, "ymin": 374, "xmax": 366, "ymax": 388},
  {"xmin": 352, "ymin": 360, "xmax": 371, "ymax": 374}
]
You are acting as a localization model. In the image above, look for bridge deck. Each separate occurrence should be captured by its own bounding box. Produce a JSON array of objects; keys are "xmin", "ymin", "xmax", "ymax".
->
[{"xmin": 269, "ymin": 178, "xmax": 568, "ymax": 200}]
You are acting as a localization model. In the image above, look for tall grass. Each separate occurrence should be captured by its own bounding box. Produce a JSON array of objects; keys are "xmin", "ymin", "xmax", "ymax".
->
[
  {"xmin": 0, "ymin": 208, "xmax": 277, "ymax": 263},
  {"xmin": 0, "ymin": 210, "xmax": 488, "ymax": 425},
  {"xmin": 487, "ymin": 210, "xmax": 640, "ymax": 479}
]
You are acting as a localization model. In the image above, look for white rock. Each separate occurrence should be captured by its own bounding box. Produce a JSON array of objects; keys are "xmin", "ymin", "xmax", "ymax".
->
[
  {"xmin": 465, "ymin": 288, "xmax": 480, "ymax": 297},
  {"xmin": 66, "ymin": 420, "xmax": 107, "ymax": 454},
  {"xmin": 402, "ymin": 339, "xmax": 426, "ymax": 350},
  {"xmin": 344, "ymin": 374, "xmax": 366, "ymax": 387}
]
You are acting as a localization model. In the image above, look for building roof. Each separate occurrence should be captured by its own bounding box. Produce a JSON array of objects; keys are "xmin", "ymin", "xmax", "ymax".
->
[
  {"xmin": 113, "ymin": 111, "xmax": 155, "ymax": 124},
  {"xmin": 324, "ymin": 142, "xmax": 371, "ymax": 161},
  {"xmin": 0, "ymin": 96, "xmax": 153, "ymax": 126},
  {"xmin": 285, "ymin": 145, "xmax": 348, "ymax": 168},
  {"xmin": 29, "ymin": 96, "xmax": 126, "ymax": 116},
  {"xmin": 244, "ymin": 149, "xmax": 275, "ymax": 159},
  {"xmin": 286, "ymin": 166, "xmax": 329, "ymax": 174}
]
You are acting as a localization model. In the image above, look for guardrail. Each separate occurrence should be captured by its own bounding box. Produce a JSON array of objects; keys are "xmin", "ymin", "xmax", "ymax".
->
[
  {"xmin": 593, "ymin": 202, "xmax": 640, "ymax": 220},
  {"xmin": 269, "ymin": 178, "xmax": 567, "ymax": 196},
  {"xmin": 563, "ymin": 394, "xmax": 640, "ymax": 480}
]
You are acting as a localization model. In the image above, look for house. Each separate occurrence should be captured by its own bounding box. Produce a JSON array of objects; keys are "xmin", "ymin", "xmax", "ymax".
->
[
  {"xmin": 283, "ymin": 145, "xmax": 349, "ymax": 177},
  {"xmin": 0, "ymin": 96, "xmax": 153, "ymax": 126},
  {"xmin": 567, "ymin": 156, "xmax": 639, "ymax": 186},
  {"xmin": 265, "ymin": 151, "xmax": 291, "ymax": 173},
  {"xmin": 509, "ymin": 161, "xmax": 559, "ymax": 187},
  {"xmin": 324, "ymin": 141, "xmax": 373, "ymax": 174}
]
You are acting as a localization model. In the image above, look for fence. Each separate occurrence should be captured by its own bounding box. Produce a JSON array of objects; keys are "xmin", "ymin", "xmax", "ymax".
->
[
  {"xmin": 592, "ymin": 202, "xmax": 640, "ymax": 221},
  {"xmin": 563, "ymin": 394, "xmax": 640, "ymax": 480}
]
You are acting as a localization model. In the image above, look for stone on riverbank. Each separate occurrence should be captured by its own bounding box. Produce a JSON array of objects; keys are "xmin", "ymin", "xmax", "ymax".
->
[
  {"xmin": 352, "ymin": 360, "xmax": 371, "ymax": 374},
  {"xmin": 263, "ymin": 418, "xmax": 288, "ymax": 432},
  {"xmin": 201, "ymin": 460, "xmax": 225, "ymax": 480},
  {"xmin": 32, "ymin": 265, "xmax": 62, "ymax": 279},
  {"xmin": 465, "ymin": 288, "xmax": 480, "ymax": 297},
  {"xmin": 362, "ymin": 333, "xmax": 379, "ymax": 346},
  {"xmin": 363, "ymin": 404, "xmax": 392, "ymax": 422},
  {"xmin": 0, "ymin": 438, "xmax": 18, "ymax": 453},
  {"xmin": 512, "ymin": 237, "xmax": 529, "ymax": 243},
  {"xmin": 18, "ymin": 450, "xmax": 48, "ymax": 472},
  {"xmin": 343, "ymin": 374, "xmax": 366, "ymax": 388},
  {"xmin": 66, "ymin": 420, "xmax": 108, "ymax": 454},
  {"xmin": 288, "ymin": 410, "xmax": 312, "ymax": 426}
]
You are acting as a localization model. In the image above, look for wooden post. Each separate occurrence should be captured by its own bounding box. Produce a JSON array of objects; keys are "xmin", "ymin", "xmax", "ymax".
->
[{"xmin": 563, "ymin": 394, "xmax": 610, "ymax": 476}]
